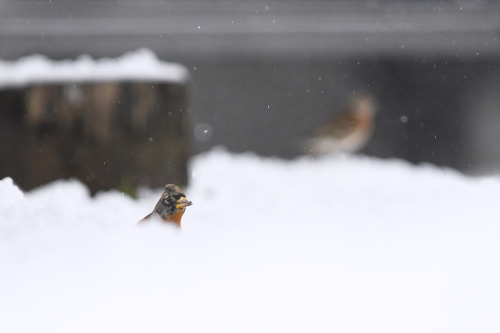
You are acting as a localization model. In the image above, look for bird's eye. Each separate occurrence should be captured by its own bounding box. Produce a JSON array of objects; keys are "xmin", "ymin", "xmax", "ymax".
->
[{"xmin": 162, "ymin": 198, "xmax": 169, "ymax": 205}]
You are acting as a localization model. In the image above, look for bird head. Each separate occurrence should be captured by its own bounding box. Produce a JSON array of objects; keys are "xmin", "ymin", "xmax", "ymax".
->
[
  {"xmin": 350, "ymin": 94, "xmax": 376, "ymax": 118},
  {"xmin": 155, "ymin": 184, "xmax": 192, "ymax": 222}
]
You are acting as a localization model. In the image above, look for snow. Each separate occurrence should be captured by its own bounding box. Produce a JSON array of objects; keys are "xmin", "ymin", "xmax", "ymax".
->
[
  {"xmin": 0, "ymin": 49, "xmax": 189, "ymax": 87},
  {"xmin": 1, "ymin": 149, "xmax": 500, "ymax": 333}
]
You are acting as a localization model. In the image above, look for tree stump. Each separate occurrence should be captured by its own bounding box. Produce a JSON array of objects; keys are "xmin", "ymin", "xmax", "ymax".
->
[{"xmin": 0, "ymin": 52, "xmax": 190, "ymax": 195}]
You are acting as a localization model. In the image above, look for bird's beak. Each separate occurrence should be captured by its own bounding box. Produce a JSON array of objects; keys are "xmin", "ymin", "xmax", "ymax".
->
[{"xmin": 177, "ymin": 197, "xmax": 193, "ymax": 208}]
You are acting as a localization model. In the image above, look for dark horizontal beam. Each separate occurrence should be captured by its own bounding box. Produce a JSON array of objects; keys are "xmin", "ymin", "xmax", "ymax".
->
[{"xmin": 0, "ymin": 0, "xmax": 498, "ymax": 60}]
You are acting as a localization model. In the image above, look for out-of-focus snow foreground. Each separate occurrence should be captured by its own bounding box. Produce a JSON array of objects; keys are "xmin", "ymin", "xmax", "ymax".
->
[{"xmin": 1, "ymin": 149, "xmax": 499, "ymax": 333}]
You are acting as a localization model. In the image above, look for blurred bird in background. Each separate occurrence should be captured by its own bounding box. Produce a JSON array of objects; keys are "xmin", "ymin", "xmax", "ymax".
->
[
  {"xmin": 139, "ymin": 184, "xmax": 192, "ymax": 227},
  {"xmin": 303, "ymin": 93, "xmax": 376, "ymax": 156}
]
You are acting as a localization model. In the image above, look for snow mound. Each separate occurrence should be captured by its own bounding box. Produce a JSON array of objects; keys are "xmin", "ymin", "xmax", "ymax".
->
[
  {"xmin": 1, "ymin": 150, "xmax": 499, "ymax": 333},
  {"xmin": 0, "ymin": 49, "xmax": 189, "ymax": 87},
  {"xmin": 0, "ymin": 177, "xmax": 24, "ymax": 210}
]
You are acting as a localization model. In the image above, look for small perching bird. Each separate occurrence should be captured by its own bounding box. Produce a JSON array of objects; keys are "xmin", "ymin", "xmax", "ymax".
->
[
  {"xmin": 138, "ymin": 184, "xmax": 192, "ymax": 227},
  {"xmin": 303, "ymin": 94, "xmax": 376, "ymax": 156}
]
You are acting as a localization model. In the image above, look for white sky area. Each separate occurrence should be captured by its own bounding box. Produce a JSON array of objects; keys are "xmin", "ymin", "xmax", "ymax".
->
[
  {"xmin": 1, "ymin": 150, "xmax": 499, "ymax": 333},
  {"xmin": 0, "ymin": 49, "xmax": 189, "ymax": 87}
]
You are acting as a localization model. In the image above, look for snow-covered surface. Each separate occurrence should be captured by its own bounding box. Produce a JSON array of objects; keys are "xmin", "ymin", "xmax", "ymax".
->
[
  {"xmin": 1, "ymin": 150, "xmax": 499, "ymax": 333},
  {"xmin": 0, "ymin": 49, "xmax": 189, "ymax": 87}
]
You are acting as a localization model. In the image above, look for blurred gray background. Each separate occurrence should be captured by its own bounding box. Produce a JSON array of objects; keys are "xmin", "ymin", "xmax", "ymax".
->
[{"xmin": 1, "ymin": 0, "xmax": 500, "ymax": 175}]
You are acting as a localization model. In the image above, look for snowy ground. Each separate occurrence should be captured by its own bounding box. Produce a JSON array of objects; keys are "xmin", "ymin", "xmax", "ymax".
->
[{"xmin": 1, "ymin": 149, "xmax": 499, "ymax": 333}]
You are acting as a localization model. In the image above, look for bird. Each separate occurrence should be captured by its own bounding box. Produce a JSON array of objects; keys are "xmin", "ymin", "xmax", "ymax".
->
[
  {"xmin": 302, "ymin": 94, "xmax": 376, "ymax": 156},
  {"xmin": 138, "ymin": 184, "xmax": 192, "ymax": 227}
]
